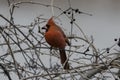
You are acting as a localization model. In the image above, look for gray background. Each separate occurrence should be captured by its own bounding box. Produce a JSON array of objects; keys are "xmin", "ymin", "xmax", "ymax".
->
[
  {"xmin": 0, "ymin": 0, "xmax": 120, "ymax": 49},
  {"xmin": 0, "ymin": 0, "xmax": 120, "ymax": 80}
]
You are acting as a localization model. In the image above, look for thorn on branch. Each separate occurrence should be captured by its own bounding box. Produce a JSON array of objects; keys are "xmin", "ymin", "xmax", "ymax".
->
[
  {"xmin": 68, "ymin": 11, "xmax": 71, "ymax": 15},
  {"xmin": 114, "ymin": 38, "xmax": 117, "ymax": 41},
  {"xmin": 62, "ymin": 7, "xmax": 92, "ymax": 25},
  {"xmin": 75, "ymin": 9, "xmax": 79, "ymax": 13},
  {"xmin": 106, "ymin": 48, "xmax": 110, "ymax": 53},
  {"xmin": 38, "ymin": 26, "xmax": 41, "ymax": 33},
  {"xmin": 70, "ymin": 21, "xmax": 73, "ymax": 24},
  {"xmin": 63, "ymin": 11, "xmax": 66, "ymax": 14},
  {"xmin": 29, "ymin": 29, "xmax": 32, "ymax": 32},
  {"xmin": 83, "ymin": 47, "xmax": 90, "ymax": 55},
  {"xmin": 117, "ymin": 38, "xmax": 120, "ymax": 47}
]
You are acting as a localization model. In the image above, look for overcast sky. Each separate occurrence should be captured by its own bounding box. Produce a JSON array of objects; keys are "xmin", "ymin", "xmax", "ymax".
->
[{"xmin": 0, "ymin": 0, "xmax": 120, "ymax": 50}]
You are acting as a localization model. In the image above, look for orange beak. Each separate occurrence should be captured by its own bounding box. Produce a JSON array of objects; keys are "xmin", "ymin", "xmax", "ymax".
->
[{"xmin": 42, "ymin": 26, "xmax": 47, "ymax": 30}]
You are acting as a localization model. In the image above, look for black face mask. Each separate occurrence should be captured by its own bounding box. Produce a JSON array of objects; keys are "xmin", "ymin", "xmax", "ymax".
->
[{"xmin": 42, "ymin": 24, "xmax": 50, "ymax": 32}]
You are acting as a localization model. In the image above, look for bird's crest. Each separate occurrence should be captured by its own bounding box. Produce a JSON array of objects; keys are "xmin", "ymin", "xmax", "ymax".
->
[{"xmin": 47, "ymin": 17, "xmax": 55, "ymax": 25}]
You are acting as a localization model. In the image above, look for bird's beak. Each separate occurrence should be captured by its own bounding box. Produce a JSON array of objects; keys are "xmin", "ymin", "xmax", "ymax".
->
[{"xmin": 42, "ymin": 26, "xmax": 47, "ymax": 30}]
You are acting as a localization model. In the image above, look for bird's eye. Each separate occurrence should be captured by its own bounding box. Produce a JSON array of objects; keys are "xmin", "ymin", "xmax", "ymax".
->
[{"xmin": 46, "ymin": 24, "xmax": 50, "ymax": 28}]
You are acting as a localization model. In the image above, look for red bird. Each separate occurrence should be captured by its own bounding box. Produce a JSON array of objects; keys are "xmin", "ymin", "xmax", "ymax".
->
[{"xmin": 42, "ymin": 17, "xmax": 70, "ymax": 69}]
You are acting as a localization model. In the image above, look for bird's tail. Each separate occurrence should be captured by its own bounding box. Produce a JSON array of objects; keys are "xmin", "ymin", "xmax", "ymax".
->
[{"xmin": 59, "ymin": 49, "xmax": 69, "ymax": 69}]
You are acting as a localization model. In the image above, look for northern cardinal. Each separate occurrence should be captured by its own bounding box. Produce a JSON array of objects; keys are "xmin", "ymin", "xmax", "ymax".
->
[{"xmin": 42, "ymin": 17, "xmax": 70, "ymax": 69}]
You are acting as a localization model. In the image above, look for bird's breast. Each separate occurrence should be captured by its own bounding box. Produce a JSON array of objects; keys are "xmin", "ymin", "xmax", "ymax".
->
[{"xmin": 45, "ymin": 30, "xmax": 66, "ymax": 48}]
